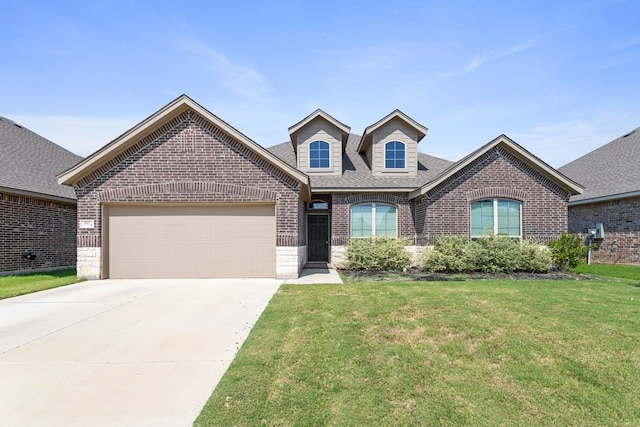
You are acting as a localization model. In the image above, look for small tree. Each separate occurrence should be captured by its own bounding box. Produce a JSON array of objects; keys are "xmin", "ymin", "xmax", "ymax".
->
[{"xmin": 547, "ymin": 232, "xmax": 591, "ymax": 270}]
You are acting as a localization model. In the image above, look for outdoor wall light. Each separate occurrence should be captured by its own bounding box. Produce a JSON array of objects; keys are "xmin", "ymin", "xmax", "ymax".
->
[{"xmin": 22, "ymin": 249, "xmax": 36, "ymax": 260}]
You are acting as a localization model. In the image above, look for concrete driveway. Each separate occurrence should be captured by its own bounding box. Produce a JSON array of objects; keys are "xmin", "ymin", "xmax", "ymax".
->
[{"xmin": 0, "ymin": 278, "xmax": 282, "ymax": 426}]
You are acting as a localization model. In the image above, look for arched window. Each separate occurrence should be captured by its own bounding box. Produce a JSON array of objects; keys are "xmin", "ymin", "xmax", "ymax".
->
[
  {"xmin": 351, "ymin": 203, "xmax": 397, "ymax": 237},
  {"xmin": 384, "ymin": 141, "xmax": 405, "ymax": 169},
  {"xmin": 309, "ymin": 140, "xmax": 330, "ymax": 168},
  {"xmin": 471, "ymin": 199, "xmax": 521, "ymax": 238}
]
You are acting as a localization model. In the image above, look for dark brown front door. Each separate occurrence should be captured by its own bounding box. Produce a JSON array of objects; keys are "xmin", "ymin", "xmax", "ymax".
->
[{"xmin": 308, "ymin": 215, "xmax": 329, "ymax": 262}]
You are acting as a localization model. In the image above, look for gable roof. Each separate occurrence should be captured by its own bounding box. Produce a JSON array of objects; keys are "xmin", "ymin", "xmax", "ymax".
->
[
  {"xmin": 558, "ymin": 127, "xmax": 640, "ymax": 204},
  {"xmin": 358, "ymin": 109, "xmax": 429, "ymax": 153},
  {"xmin": 58, "ymin": 95, "xmax": 310, "ymax": 198},
  {"xmin": 288, "ymin": 109, "xmax": 351, "ymax": 151},
  {"xmin": 268, "ymin": 134, "xmax": 454, "ymax": 192},
  {"xmin": 0, "ymin": 116, "xmax": 82, "ymax": 202},
  {"xmin": 409, "ymin": 134, "xmax": 584, "ymax": 199}
]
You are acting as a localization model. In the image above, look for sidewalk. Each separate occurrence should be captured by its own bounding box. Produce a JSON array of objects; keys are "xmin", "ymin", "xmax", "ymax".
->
[{"xmin": 284, "ymin": 268, "xmax": 343, "ymax": 284}]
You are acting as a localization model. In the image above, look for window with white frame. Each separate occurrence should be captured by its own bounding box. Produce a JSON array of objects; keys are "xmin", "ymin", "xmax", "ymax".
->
[
  {"xmin": 309, "ymin": 140, "xmax": 330, "ymax": 168},
  {"xmin": 351, "ymin": 203, "xmax": 397, "ymax": 237},
  {"xmin": 384, "ymin": 140, "xmax": 405, "ymax": 169},
  {"xmin": 470, "ymin": 199, "xmax": 521, "ymax": 238}
]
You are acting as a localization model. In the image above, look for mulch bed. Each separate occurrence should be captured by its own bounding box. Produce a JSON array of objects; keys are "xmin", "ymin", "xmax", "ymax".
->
[{"xmin": 339, "ymin": 269, "xmax": 594, "ymax": 282}]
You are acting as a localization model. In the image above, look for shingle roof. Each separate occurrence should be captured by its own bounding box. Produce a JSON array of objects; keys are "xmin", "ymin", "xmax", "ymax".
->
[
  {"xmin": 0, "ymin": 116, "xmax": 82, "ymax": 200},
  {"xmin": 558, "ymin": 127, "xmax": 640, "ymax": 203},
  {"xmin": 267, "ymin": 133, "xmax": 454, "ymax": 190}
]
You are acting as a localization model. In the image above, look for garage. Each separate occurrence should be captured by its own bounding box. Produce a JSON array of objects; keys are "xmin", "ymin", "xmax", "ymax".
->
[{"xmin": 105, "ymin": 204, "xmax": 276, "ymax": 279}]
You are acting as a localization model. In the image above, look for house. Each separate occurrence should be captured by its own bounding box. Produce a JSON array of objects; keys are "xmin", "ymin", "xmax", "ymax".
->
[
  {"xmin": 58, "ymin": 95, "xmax": 583, "ymax": 280},
  {"xmin": 0, "ymin": 116, "xmax": 83, "ymax": 275},
  {"xmin": 559, "ymin": 128, "xmax": 640, "ymax": 264}
]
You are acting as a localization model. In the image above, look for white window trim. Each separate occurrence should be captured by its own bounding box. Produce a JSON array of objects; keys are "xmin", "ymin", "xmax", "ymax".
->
[
  {"xmin": 471, "ymin": 199, "xmax": 522, "ymax": 238},
  {"xmin": 383, "ymin": 140, "xmax": 406, "ymax": 170},
  {"xmin": 351, "ymin": 202, "xmax": 398, "ymax": 238},
  {"xmin": 308, "ymin": 140, "xmax": 331, "ymax": 169}
]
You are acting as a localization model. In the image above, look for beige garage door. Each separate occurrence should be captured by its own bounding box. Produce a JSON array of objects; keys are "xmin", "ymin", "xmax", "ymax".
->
[{"xmin": 106, "ymin": 204, "xmax": 276, "ymax": 279}]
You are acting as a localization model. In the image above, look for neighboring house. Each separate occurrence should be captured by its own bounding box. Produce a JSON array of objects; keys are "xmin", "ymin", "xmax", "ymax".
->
[
  {"xmin": 58, "ymin": 95, "xmax": 582, "ymax": 280},
  {"xmin": 559, "ymin": 128, "xmax": 640, "ymax": 264},
  {"xmin": 0, "ymin": 116, "xmax": 83, "ymax": 275}
]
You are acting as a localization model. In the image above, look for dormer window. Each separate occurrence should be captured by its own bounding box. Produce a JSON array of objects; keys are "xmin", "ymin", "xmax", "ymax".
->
[
  {"xmin": 385, "ymin": 141, "xmax": 405, "ymax": 169},
  {"xmin": 309, "ymin": 140, "xmax": 330, "ymax": 168}
]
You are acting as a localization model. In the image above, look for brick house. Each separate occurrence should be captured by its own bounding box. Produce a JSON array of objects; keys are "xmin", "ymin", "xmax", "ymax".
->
[
  {"xmin": 559, "ymin": 127, "xmax": 640, "ymax": 264},
  {"xmin": 58, "ymin": 95, "xmax": 583, "ymax": 279},
  {"xmin": 0, "ymin": 116, "xmax": 82, "ymax": 275}
]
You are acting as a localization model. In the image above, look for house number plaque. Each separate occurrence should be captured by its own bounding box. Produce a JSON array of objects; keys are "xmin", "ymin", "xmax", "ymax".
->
[{"xmin": 79, "ymin": 220, "xmax": 95, "ymax": 229}]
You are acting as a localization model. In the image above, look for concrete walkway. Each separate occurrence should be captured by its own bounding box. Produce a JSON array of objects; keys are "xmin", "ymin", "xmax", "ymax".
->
[
  {"xmin": 284, "ymin": 268, "xmax": 343, "ymax": 284},
  {"xmin": 0, "ymin": 278, "xmax": 281, "ymax": 427}
]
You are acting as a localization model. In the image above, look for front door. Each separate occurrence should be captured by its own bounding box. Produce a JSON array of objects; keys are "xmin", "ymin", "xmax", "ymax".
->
[{"xmin": 307, "ymin": 215, "xmax": 329, "ymax": 262}]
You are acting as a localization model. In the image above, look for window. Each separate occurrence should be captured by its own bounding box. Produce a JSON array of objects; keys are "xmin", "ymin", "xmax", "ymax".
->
[
  {"xmin": 309, "ymin": 140, "xmax": 330, "ymax": 168},
  {"xmin": 308, "ymin": 200, "xmax": 328, "ymax": 210},
  {"xmin": 384, "ymin": 141, "xmax": 405, "ymax": 169},
  {"xmin": 351, "ymin": 203, "xmax": 397, "ymax": 237},
  {"xmin": 471, "ymin": 199, "xmax": 521, "ymax": 237}
]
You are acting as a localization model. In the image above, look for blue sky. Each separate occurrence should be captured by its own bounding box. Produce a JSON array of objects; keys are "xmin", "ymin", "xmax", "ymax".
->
[{"xmin": 2, "ymin": 0, "xmax": 639, "ymax": 167}]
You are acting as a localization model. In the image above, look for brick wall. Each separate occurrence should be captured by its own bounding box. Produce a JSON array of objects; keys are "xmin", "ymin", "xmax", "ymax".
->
[
  {"xmin": 568, "ymin": 196, "xmax": 640, "ymax": 264},
  {"xmin": 0, "ymin": 192, "xmax": 76, "ymax": 274},
  {"xmin": 75, "ymin": 110, "xmax": 303, "ymax": 249},
  {"xmin": 330, "ymin": 193, "xmax": 415, "ymax": 245},
  {"xmin": 415, "ymin": 147, "xmax": 570, "ymax": 244}
]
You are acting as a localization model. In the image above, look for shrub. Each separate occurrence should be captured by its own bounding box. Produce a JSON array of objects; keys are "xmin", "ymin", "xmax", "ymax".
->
[
  {"xmin": 547, "ymin": 232, "xmax": 591, "ymax": 270},
  {"xmin": 345, "ymin": 237, "xmax": 412, "ymax": 271},
  {"xmin": 518, "ymin": 241, "xmax": 553, "ymax": 273},
  {"xmin": 422, "ymin": 235, "xmax": 552, "ymax": 274},
  {"xmin": 421, "ymin": 236, "xmax": 471, "ymax": 272},
  {"xmin": 466, "ymin": 234, "xmax": 521, "ymax": 274}
]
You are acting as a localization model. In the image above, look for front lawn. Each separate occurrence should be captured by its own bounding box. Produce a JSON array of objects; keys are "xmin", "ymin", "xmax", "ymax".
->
[
  {"xmin": 0, "ymin": 268, "xmax": 78, "ymax": 300},
  {"xmin": 572, "ymin": 263, "xmax": 640, "ymax": 281},
  {"xmin": 196, "ymin": 276, "xmax": 640, "ymax": 426}
]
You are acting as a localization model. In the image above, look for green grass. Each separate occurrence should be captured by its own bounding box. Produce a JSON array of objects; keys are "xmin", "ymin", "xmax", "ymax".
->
[
  {"xmin": 572, "ymin": 263, "xmax": 640, "ymax": 281},
  {"xmin": 0, "ymin": 268, "xmax": 79, "ymax": 299},
  {"xmin": 195, "ymin": 276, "xmax": 640, "ymax": 426}
]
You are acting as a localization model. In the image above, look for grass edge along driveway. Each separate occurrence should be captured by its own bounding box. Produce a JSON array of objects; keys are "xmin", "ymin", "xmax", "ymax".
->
[
  {"xmin": 196, "ymin": 268, "xmax": 640, "ymax": 426},
  {"xmin": 0, "ymin": 268, "xmax": 78, "ymax": 300}
]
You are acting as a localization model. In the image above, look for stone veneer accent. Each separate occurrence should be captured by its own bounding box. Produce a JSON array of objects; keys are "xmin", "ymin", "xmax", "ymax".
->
[
  {"xmin": 0, "ymin": 192, "xmax": 76, "ymax": 274},
  {"xmin": 276, "ymin": 246, "xmax": 306, "ymax": 279},
  {"xmin": 73, "ymin": 109, "xmax": 305, "ymax": 279},
  {"xmin": 568, "ymin": 196, "xmax": 640, "ymax": 264},
  {"xmin": 77, "ymin": 247, "xmax": 101, "ymax": 280}
]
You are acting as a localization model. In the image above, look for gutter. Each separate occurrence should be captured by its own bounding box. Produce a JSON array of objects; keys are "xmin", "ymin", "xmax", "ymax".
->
[{"xmin": 568, "ymin": 190, "xmax": 640, "ymax": 206}]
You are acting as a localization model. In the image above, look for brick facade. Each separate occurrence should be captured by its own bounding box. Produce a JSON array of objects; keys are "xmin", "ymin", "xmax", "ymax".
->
[
  {"xmin": 74, "ymin": 110, "xmax": 304, "ymax": 277},
  {"xmin": 0, "ymin": 192, "xmax": 76, "ymax": 274},
  {"xmin": 331, "ymin": 193, "xmax": 415, "ymax": 245},
  {"xmin": 415, "ymin": 147, "xmax": 570, "ymax": 244},
  {"xmin": 568, "ymin": 196, "xmax": 640, "ymax": 264}
]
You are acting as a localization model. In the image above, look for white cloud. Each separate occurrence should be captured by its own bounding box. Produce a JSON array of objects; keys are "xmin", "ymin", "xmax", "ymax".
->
[
  {"xmin": 436, "ymin": 38, "xmax": 537, "ymax": 78},
  {"xmin": 173, "ymin": 33, "xmax": 273, "ymax": 102}
]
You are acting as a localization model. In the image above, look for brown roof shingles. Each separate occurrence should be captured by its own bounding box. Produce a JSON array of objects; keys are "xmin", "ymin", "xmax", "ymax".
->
[
  {"xmin": 267, "ymin": 133, "xmax": 454, "ymax": 190},
  {"xmin": 559, "ymin": 127, "xmax": 640, "ymax": 202},
  {"xmin": 0, "ymin": 116, "xmax": 82, "ymax": 200}
]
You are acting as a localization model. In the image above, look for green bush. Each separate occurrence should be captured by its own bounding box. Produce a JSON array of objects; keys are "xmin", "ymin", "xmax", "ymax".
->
[
  {"xmin": 345, "ymin": 237, "xmax": 412, "ymax": 271},
  {"xmin": 422, "ymin": 235, "xmax": 552, "ymax": 274},
  {"xmin": 547, "ymin": 232, "xmax": 591, "ymax": 270},
  {"xmin": 421, "ymin": 236, "xmax": 471, "ymax": 272},
  {"xmin": 518, "ymin": 241, "xmax": 553, "ymax": 272},
  {"xmin": 466, "ymin": 235, "xmax": 521, "ymax": 274}
]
